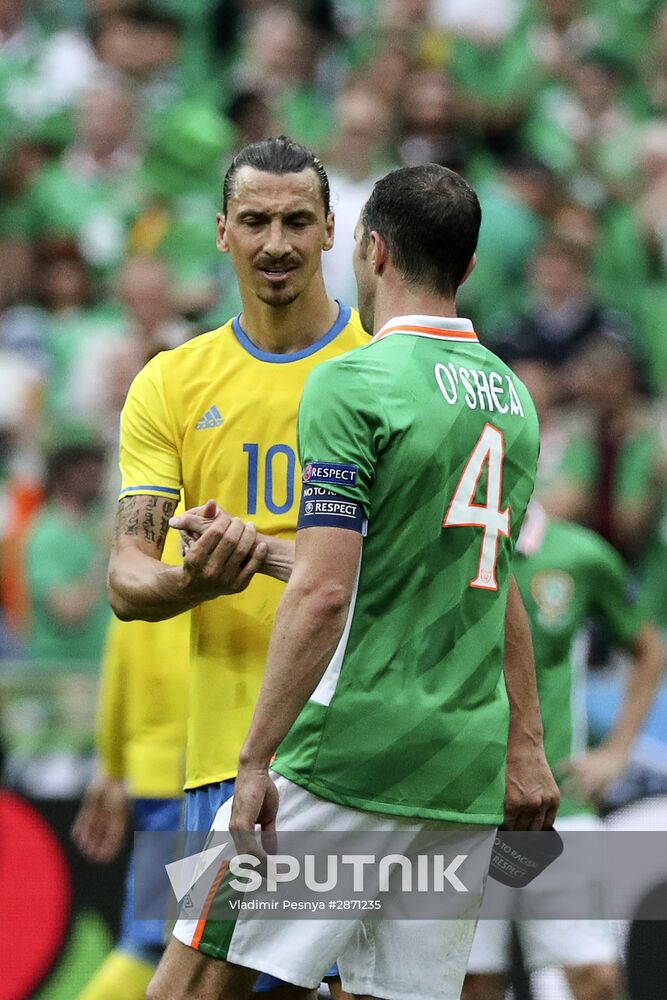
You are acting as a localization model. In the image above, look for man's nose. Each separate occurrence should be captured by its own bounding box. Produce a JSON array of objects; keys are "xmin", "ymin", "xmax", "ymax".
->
[{"xmin": 263, "ymin": 220, "xmax": 291, "ymax": 256}]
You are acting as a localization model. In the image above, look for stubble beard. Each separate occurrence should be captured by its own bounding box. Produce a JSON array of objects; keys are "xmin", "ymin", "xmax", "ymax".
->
[{"xmin": 256, "ymin": 286, "xmax": 302, "ymax": 308}]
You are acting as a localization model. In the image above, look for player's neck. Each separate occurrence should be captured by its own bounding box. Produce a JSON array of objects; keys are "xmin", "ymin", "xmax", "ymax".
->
[
  {"xmin": 372, "ymin": 286, "xmax": 459, "ymax": 335},
  {"xmin": 239, "ymin": 282, "xmax": 340, "ymax": 355}
]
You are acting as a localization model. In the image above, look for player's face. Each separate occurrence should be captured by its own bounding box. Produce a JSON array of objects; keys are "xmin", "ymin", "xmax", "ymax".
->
[
  {"xmin": 218, "ymin": 166, "xmax": 334, "ymax": 307},
  {"xmin": 352, "ymin": 216, "xmax": 375, "ymax": 334}
]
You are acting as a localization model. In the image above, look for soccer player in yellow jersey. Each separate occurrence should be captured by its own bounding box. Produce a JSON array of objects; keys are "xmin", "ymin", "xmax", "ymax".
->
[
  {"xmin": 72, "ymin": 525, "xmax": 189, "ymax": 1000},
  {"xmin": 107, "ymin": 137, "xmax": 368, "ymax": 997}
]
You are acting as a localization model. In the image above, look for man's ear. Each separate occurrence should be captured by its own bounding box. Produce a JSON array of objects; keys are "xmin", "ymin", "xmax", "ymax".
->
[
  {"xmin": 370, "ymin": 230, "xmax": 388, "ymax": 275},
  {"xmin": 216, "ymin": 213, "xmax": 229, "ymax": 253},
  {"xmin": 323, "ymin": 212, "xmax": 335, "ymax": 252},
  {"xmin": 459, "ymin": 253, "xmax": 477, "ymax": 287}
]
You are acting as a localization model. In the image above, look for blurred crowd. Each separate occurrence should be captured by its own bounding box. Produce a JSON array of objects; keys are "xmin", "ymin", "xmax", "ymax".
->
[{"xmin": 1, "ymin": 0, "xmax": 667, "ymax": 668}]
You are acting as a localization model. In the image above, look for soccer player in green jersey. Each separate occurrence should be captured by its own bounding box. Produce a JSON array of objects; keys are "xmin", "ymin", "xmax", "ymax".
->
[
  {"xmin": 464, "ymin": 500, "xmax": 663, "ymax": 1000},
  {"xmin": 151, "ymin": 164, "xmax": 559, "ymax": 1000}
]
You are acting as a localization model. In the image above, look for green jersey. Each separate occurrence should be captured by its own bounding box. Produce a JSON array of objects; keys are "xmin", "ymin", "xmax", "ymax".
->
[
  {"xmin": 274, "ymin": 315, "xmax": 540, "ymax": 824},
  {"xmin": 514, "ymin": 503, "xmax": 642, "ymax": 816}
]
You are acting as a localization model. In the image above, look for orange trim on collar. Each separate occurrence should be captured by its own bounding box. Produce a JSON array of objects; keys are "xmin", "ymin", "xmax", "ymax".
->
[{"xmin": 373, "ymin": 323, "xmax": 478, "ymax": 343}]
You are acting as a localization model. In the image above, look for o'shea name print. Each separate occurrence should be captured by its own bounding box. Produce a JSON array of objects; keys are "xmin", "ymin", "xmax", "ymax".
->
[{"xmin": 434, "ymin": 363, "xmax": 525, "ymax": 417}]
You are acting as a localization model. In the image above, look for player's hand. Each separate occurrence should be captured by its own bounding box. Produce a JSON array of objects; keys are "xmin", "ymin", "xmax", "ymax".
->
[
  {"xmin": 561, "ymin": 746, "xmax": 628, "ymax": 805},
  {"xmin": 170, "ymin": 499, "xmax": 222, "ymax": 555},
  {"xmin": 229, "ymin": 765, "xmax": 279, "ymax": 861},
  {"xmin": 180, "ymin": 512, "xmax": 268, "ymax": 598},
  {"xmin": 71, "ymin": 773, "xmax": 130, "ymax": 863},
  {"xmin": 503, "ymin": 743, "xmax": 560, "ymax": 831}
]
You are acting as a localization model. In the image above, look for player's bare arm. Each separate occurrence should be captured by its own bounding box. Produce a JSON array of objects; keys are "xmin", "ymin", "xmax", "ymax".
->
[
  {"xmin": 71, "ymin": 773, "xmax": 129, "ymax": 864},
  {"xmin": 503, "ymin": 575, "xmax": 560, "ymax": 831},
  {"xmin": 230, "ymin": 525, "xmax": 361, "ymax": 841},
  {"xmin": 563, "ymin": 622, "xmax": 664, "ymax": 802},
  {"xmin": 108, "ymin": 494, "xmax": 268, "ymax": 622},
  {"xmin": 171, "ymin": 501, "xmax": 295, "ymax": 583}
]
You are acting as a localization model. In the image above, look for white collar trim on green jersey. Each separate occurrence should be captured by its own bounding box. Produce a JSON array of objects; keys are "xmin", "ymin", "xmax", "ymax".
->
[
  {"xmin": 372, "ymin": 315, "xmax": 478, "ymax": 344},
  {"xmin": 517, "ymin": 500, "xmax": 549, "ymax": 556}
]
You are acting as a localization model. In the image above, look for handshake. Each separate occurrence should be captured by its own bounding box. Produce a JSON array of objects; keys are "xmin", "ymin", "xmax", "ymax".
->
[{"xmin": 170, "ymin": 500, "xmax": 293, "ymax": 598}]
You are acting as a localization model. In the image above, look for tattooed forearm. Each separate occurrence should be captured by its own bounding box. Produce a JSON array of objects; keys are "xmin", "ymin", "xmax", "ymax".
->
[
  {"xmin": 108, "ymin": 494, "xmax": 188, "ymax": 621},
  {"xmin": 114, "ymin": 495, "xmax": 177, "ymax": 552},
  {"xmin": 116, "ymin": 496, "xmax": 140, "ymax": 540}
]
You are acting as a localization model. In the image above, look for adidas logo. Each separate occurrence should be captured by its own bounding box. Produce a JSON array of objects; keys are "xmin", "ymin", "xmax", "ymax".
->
[{"xmin": 195, "ymin": 405, "xmax": 224, "ymax": 430}]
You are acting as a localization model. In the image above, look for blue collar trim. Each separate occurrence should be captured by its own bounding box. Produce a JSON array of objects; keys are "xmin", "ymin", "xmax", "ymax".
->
[{"xmin": 231, "ymin": 301, "xmax": 351, "ymax": 364}]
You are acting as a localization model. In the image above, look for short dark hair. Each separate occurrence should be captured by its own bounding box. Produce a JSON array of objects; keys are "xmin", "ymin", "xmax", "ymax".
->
[
  {"xmin": 222, "ymin": 136, "xmax": 330, "ymax": 216},
  {"xmin": 45, "ymin": 443, "xmax": 104, "ymax": 497},
  {"xmin": 360, "ymin": 164, "xmax": 481, "ymax": 296}
]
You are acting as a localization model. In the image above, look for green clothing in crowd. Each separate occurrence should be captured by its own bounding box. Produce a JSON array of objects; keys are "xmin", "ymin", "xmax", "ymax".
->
[
  {"xmin": 26, "ymin": 503, "xmax": 109, "ymax": 667},
  {"xmin": 515, "ymin": 504, "xmax": 642, "ymax": 817}
]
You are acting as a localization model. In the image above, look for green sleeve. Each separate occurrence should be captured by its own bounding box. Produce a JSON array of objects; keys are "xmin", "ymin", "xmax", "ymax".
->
[
  {"xmin": 297, "ymin": 357, "xmax": 386, "ymax": 516},
  {"xmin": 589, "ymin": 537, "xmax": 642, "ymax": 647}
]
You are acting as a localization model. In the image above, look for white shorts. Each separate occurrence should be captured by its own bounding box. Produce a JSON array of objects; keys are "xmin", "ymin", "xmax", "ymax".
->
[
  {"xmin": 466, "ymin": 814, "xmax": 618, "ymax": 973},
  {"xmin": 174, "ymin": 772, "xmax": 496, "ymax": 1000}
]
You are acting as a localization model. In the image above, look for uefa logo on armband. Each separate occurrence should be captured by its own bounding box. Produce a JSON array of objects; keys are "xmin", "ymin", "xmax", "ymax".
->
[{"xmin": 303, "ymin": 463, "xmax": 313, "ymax": 482}]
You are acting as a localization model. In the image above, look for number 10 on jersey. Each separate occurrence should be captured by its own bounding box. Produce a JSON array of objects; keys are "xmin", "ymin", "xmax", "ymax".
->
[
  {"xmin": 243, "ymin": 443, "xmax": 296, "ymax": 515},
  {"xmin": 443, "ymin": 423, "xmax": 510, "ymax": 591}
]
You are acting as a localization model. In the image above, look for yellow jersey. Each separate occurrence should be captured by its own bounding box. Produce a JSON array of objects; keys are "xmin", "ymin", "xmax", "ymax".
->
[
  {"xmin": 98, "ymin": 525, "xmax": 189, "ymax": 797},
  {"xmin": 119, "ymin": 305, "xmax": 368, "ymax": 789}
]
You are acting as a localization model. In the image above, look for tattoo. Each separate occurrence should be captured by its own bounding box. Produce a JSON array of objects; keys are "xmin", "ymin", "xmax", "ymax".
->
[
  {"xmin": 159, "ymin": 500, "xmax": 177, "ymax": 547},
  {"xmin": 141, "ymin": 497, "xmax": 176, "ymax": 548},
  {"xmin": 116, "ymin": 496, "xmax": 140, "ymax": 539},
  {"xmin": 115, "ymin": 495, "xmax": 177, "ymax": 552}
]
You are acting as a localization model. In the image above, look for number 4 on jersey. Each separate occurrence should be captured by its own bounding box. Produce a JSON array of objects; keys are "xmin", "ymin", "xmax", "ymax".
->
[{"xmin": 443, "ymin": 423, "xmax": 510, "ymax": 591}]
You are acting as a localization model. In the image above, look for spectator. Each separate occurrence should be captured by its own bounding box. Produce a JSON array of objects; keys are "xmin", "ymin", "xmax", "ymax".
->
[
  {"xmin": 502, "ymin": 352, "xmax": 593, "ymax": 525},
  {"xmin": 129, "ymin": 99, "xmax": 236, "ymax": 316},
  {"xmin": 25, "ymin": 441, "xmax": 109, "ymax": 667},
  {"xmin": 68, "ymin": 256, "xmax": 191, "ymax": 441},
  {"xmin": 380, "ymin": 0, "xmax": 449, "ymax": 67},
  {"xmin": 523, "ymin": 48, "xmax": 642, "ymax": 207},
  {"xmin": 355, "ymin": 38, "xmax": 413, "ymax": 110},
  {"xmin": 552, "ymin": 197, "xmax": 651, "ymax": 329},
  {"xmin": 27, "ymin": 74, "xmax": 141, "ymax": 280},
  {"xmin": 459, "ymin": 153, "xmax": 557, "ymax": 326},
  {"xmin": 226, "ymin": 89, "xmax": 275, "ymax": 147},
  {"xmin": 323, "ymin": 82, "xmax": 396, "ymax": 304},
  {"xmin": 571, "ymin": 334, "xmax": 666, "ymax": 564},
  {"xmin": 397, "ymin": 67, "xmax": 468, "ymax": 170},
  {"xmin": 0, "ymin": 0, "xmax": 46, "ymax": 149},
  {"xmin": 90, "ymin": 4, "xmax": 187, "ymax": 123},
  {"xmin": 491, "ymin": 237, "xmax": 638, "ymax": 368},
  {"xmin": 33, "ymin": 241, "xmax": 124, "ymax": 425},
  {"xmin": 235, "ymin": 3, "xmax": 330, "ymax": 147}
]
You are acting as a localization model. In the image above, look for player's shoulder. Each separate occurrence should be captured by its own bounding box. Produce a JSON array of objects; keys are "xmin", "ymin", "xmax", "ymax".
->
[
  {"xmin": 548, "ymin": 517, "xmax": 622, "ymax": 569},
  {"xmin": 126, "ymin": 323, "xmax": 236, "ymax": 403}
]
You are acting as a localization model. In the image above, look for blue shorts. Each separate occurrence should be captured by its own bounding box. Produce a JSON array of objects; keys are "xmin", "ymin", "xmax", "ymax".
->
[
  {"xmin": 183, "ymin": 779, "xmax": 236, "ymax": 831},
  {"xmin": 119, "ymin": 796, "xmax": 182, "ymax": 964}
]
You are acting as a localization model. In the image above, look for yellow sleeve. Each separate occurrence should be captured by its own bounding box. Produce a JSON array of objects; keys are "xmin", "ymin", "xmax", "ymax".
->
[
  {"xmin": 96, "ymin": 618, "xmax": 127, "ymax": 780},
  {"xmin": 119, "ymin": 356, "xmax": 182, "ymax": 501}
]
